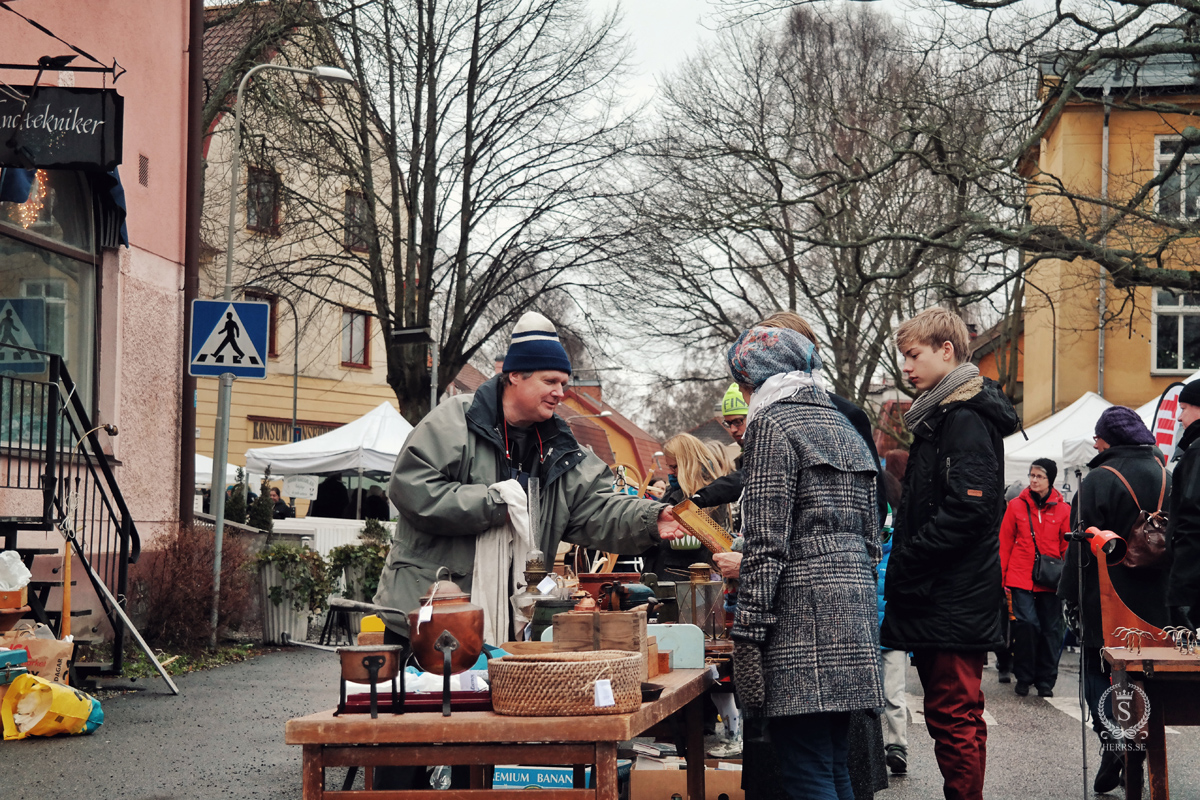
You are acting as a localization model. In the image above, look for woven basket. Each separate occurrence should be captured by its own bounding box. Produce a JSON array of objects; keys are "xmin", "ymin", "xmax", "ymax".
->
[{"xmin": 488, "ymin": 650, "xmax": 643, "ymax": 716}]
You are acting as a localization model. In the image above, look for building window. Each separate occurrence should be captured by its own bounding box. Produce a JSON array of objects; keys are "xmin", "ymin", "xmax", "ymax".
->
[
  {"xmin": 1153, "ymin": 290, "xmax": 1200, "ymax": 373},
  {"xmin": 1155, "ymin": 137, "xmax": 1200, "ymax": 218},
  {"xmin": 246, "ymin": 167, "xmax": 281, "ymax": 234},
  {"xmin": 244, "ymin": 290, "xmax": 278, "ymax": 357},
  {"xmin": 344, "ymin": 191, "xmax": 371, "ymax": 252},
  {"xmin": 341, "ymin": 308, "xmax": 370, "ymax": 367}
]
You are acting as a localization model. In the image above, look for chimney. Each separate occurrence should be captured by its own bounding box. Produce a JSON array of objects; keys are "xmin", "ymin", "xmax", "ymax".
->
[{"xmin": 494, "ymin": 355, "xmax": 504, "ymax": 375}]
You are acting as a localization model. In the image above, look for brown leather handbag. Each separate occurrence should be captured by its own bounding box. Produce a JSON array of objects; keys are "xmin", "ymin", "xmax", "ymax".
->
[{"xmin": 1099, "ymin": 463, "xmax": 1170, "ymax": 569}]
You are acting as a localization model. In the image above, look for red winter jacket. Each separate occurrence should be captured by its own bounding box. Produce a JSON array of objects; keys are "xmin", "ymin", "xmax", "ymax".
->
[{"xmin": 999, "ymin": 486, "xmax": 1071, "ymax": 593}]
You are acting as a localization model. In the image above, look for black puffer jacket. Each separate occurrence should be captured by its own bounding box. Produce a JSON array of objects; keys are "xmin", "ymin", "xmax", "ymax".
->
[
  {"xmin": 1167, "ymin": 423, "xmax": 1200, "ymax": 608},
  {"xmin": 1060, "ymin": 444, "xmax": 1172, "ymax": 648},
  {"xmin": 881, "ymin": 377, "xmax": 1020, "ymax": 651}
]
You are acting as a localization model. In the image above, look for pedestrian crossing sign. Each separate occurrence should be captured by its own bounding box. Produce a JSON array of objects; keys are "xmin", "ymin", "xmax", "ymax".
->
[
  {"xmin": 0, "ymin": 298, "xmax": 47, "ymax": 373},
  {"xmin": 189, "ymin": 299, "xmax": 269, "ymax": 379}
]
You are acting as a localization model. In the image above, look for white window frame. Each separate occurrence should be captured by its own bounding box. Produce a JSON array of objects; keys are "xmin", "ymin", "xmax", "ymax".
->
[
  {"xmin": 1151, "ymin": 289, "xmax": 1200, "ymax": 374},
  {"xmin": 1154, "ymin": 135, "xmax": 1200, "ymax": 219}
]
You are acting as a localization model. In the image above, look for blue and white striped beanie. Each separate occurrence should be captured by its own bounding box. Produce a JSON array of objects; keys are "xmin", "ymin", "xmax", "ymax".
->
[{"xmin": 502, "ymin": 311, "xmax": 572, "ymax": 374}]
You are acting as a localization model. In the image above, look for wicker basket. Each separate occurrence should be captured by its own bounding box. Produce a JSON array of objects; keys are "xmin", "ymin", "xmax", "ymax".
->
[{"xmin": 488, "ymin": 650, "xmax": 643, "ymax": 716}]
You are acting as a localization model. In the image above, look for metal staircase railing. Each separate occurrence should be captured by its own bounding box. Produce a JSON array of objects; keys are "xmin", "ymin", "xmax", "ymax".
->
[{"xmin": 0, "ymin": 347, "xmax": 141, "ymax": 677}]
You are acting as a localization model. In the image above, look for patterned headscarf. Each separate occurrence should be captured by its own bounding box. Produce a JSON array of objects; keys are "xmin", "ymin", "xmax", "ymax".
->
[{"xmin": 727, "ymin": 327, "xmax": 823, "ymax": 388}]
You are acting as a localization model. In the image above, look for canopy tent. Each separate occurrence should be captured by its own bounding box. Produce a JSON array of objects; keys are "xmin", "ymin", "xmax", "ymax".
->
[
  {"xmin": 194, "ymin": 454, "xmax": 263, "ymax": 488},
  {"xmin": 244, "ymin": 401, "xmax": 413, "ymax": 476},
  {"xmin": 1004, "ymin": 392, "xmax": 1113, "ymax": 487}
]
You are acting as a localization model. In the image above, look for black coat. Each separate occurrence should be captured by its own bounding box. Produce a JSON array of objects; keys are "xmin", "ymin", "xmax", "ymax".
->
[
  {"xmin": 1167, "ymin": 423, "xmax": 1200, "ymax": 609},
  {"xmin": 1060, "ymin": 444, "xmax": 1172, "ymax": 648},
  {"xmin": 881, "ymin": 377, "xmax": 1020, "ymax": 651}
]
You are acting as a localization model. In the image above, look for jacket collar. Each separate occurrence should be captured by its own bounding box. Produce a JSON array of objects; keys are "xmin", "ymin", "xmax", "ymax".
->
[
  {"xmin": 464, "ymin": 375, "xmax": 584, "ymax": 484},
  {"xmin": 1019, "ymin": 484, "xmax": 1062, "ymax": 510},
  {"xmin": 1087, "ymin": 443, "xmax": 1162, "ymax": 470},
  {"xmin": 1179, "ymin": 421, "xmax": 1200, "ymax": 454}
]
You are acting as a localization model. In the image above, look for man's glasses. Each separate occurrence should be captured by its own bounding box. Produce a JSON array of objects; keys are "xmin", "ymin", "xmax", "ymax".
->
[{"xmin": 722, "ymin": 418, "xmax": 746, "ymax": 431}]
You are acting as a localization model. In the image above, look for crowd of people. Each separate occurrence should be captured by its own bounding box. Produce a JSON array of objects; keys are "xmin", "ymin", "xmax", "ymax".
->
[{"xmin": 364, "ymin": 305, "xmax": 1200, "ymax": 800}]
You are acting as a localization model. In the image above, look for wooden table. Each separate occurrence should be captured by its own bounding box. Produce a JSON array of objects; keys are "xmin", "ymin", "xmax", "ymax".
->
[
  {"xmin": 285, "ymin": 667, "xmax": 713, "ymax": 800},
  {"xmin": 1102, "ymin": 647, "xmax": 1200, "ymax": 799}
]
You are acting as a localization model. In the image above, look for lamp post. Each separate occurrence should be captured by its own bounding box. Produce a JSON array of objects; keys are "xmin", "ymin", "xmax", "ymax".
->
[
  {"xmin": 573, "ymin": 411, "xmax": 613, "ymax": 419},
  {"xmin": 209, "ymin": 62, "xmax": 355, "ymax": 649}
]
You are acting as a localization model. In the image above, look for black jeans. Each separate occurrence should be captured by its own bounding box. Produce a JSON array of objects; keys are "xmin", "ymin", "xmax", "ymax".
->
[{"xmin": 1010, "ymin": 588, "xmax": 1062, "ymax": 690}]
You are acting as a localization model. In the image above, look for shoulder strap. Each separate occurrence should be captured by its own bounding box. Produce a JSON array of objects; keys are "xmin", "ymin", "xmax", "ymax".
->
[
  {"xmin": 1021, "ymin": 498, "xmax": 1042, "ymax": 556},
  {"xmin": 1099, "ymin": 465, "xmax": 1145, "ymax": 512}
]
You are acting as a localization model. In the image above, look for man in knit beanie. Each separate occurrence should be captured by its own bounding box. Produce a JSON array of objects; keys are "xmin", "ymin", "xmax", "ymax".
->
[{"xmin": 373, "ymin": 311, "xmax": 687, "ymax": 789}]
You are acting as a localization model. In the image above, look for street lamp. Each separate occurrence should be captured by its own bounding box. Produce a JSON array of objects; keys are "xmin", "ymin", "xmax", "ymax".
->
[
  {"xmin": 209, "ymin": 62, "xmax": 356, "ymax": 649},
  {"xmin": 574, "ymin": 411, "xmax": 613, "ymax": 419}
]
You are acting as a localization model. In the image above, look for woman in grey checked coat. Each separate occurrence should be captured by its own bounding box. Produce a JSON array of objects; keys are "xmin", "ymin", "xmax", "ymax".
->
[{"xmin": 727, "ymin": 326, "xmax": 883, "ymax": 800}]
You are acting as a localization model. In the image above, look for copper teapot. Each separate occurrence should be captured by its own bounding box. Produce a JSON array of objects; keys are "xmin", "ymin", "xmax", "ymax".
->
[{"xmin": 408, "ymin": 568, "xmax": 484, "ymax": 675}]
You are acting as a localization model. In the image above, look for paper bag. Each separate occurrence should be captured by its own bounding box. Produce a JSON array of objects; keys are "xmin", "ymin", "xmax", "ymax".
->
[{"xmin": 0, "ymin": 628, "xmax": 73, "ymax": 684}]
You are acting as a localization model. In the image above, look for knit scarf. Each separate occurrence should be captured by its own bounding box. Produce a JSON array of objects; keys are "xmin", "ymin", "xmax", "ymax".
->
[{"xmin": 902, "ymin": 363, "xmax": 980, "ymax": 432}]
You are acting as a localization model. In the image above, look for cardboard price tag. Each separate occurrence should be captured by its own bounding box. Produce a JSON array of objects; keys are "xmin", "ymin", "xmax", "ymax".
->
[
  {"xmin": 594, "ymin": 679, "xmax": 615, "ymax": 708},
  {"xmin": 536, "ymin": 575, "xmax": 557, "ymax": 594}
]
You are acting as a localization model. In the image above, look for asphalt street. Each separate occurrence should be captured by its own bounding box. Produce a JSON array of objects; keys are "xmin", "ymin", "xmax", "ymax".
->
[{"xmin": 0, "ymin": 647, "xmax": 1198, "ymax": 799}]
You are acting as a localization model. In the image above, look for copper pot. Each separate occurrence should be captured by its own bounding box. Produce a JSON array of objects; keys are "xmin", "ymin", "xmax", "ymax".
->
[
  {"xmin": 408, "ymin": 571, "xmax": 484, "ymax": 675},
  {"xmin": 337, "ymin": 645, "xmax": 403, "ymax": 683}
]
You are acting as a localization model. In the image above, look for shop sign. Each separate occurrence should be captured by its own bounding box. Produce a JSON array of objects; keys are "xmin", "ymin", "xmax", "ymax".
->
[
  {"xmin": 247, "ymin": 417, "xmax": 340, "ymax": 444},
  {"xmin": 0, "ymin": 87, "xmax": 123, "ymax": 171}
]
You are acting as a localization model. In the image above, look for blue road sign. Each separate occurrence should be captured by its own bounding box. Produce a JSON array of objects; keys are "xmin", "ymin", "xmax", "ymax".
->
[
  {"xmin": 0, "ymin": 298, "xmax": 46, "ymax": 373},
  {"xmin": 189, "ymin": 300, "xmax": 269, "ymax": 379}
]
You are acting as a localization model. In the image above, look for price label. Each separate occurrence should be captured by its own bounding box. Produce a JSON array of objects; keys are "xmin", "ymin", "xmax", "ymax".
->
[
  {"xmin": 418, "ymin": 604, "xmax": 433, "ymax": 624},
  {"xmin": 594, "ymin": 679, "xmax": 615, "ymax": 708},
  {"xmin": 536, "ymin": 575, "xmax": 557, "ymax": 594}
]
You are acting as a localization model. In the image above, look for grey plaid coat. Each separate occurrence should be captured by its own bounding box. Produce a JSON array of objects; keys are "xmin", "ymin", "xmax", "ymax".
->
[{"xmin": 733, "ymin": 389, "xmax": 884, "ymax": 717}]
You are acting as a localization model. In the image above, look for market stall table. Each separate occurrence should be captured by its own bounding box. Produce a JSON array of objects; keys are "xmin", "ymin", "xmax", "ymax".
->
[
  {"xmin": 285, "ymin": 666, "xmax": 714, "ymax": 799},
  {"xmin": 1102, "ymin": 646, "xmax": 1200, "ymax": 800}
]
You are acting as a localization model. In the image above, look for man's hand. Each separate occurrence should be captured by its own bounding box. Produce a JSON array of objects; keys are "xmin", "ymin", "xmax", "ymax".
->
[
  {"xmin": 656, "ymin": 507, "xmax": 689, "ymax": 541},
  {"xmin": 713, "ymin": 551, "xmax": 743, "ymax": 579}
]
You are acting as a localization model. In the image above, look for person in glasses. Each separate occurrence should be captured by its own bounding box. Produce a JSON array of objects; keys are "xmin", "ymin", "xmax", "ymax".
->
[{"xmin": 998, "ymin": 458, "xmax": 1071, "ymax": 698}]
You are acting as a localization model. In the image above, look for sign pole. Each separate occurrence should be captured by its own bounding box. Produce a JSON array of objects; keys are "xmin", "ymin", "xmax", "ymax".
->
[{"xmin": 208, "ymin": 372, "xmax": 234, "ymax": 650}]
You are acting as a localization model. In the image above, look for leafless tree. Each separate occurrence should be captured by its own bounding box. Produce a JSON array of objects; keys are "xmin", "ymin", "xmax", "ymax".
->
[
  {"xmin": 206, "ymin": 0, "xmax": 641, "ymax": 421},
  {"xmin": 600, "ymin": 6, "xmax": 1008, "ymax": 406}
]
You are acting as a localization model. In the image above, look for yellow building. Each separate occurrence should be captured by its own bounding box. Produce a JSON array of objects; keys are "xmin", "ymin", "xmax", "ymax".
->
[
  {"xmin": 1024, "ymin": 49, "xmax": 1200, "ymax": 424},
  {"xmin": 196, "ymin": 5, "xmax": 399, "ymax": 499}
]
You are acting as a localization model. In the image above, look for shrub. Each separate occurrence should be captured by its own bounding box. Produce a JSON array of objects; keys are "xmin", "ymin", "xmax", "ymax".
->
[
  {"xmin": 246, "ymin": 468, "xmax": 275, "ymax": 533},
  {"xmin": 255, "ymin": 543, "xmax": 333, "ymax": 614},
  {"xmin": 126, "ymin": 524, "xmax": 255, "ymax": 656},
  {"xmin": 225, "ymin": 467, "xmax": 247, "ymax": 525},
  {"xmin": 327, "ymin": 518, "xmax": 392, "ymax": 601}
]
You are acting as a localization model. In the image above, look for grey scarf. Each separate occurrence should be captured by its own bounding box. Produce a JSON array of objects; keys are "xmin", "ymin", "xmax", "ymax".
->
[{"xmin": 903, "ymin": 363, "xmax": 980, "ymax": 432}]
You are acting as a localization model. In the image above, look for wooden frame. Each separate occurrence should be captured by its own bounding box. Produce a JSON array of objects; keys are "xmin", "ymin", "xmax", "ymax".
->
[{"xmin": 285, "ymin": 666, "xmax": 712, "ymax": 799}]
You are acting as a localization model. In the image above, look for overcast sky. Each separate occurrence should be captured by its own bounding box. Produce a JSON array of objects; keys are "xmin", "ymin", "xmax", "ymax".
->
[{"xmin": 593, "ymin": 0, "xmax": 724, "ymax": 103}]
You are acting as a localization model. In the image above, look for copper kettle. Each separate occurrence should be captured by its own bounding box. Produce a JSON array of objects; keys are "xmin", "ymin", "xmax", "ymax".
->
[{"xmin": 408, "ymin": 568, "xmax": 484, "ymax": 675}]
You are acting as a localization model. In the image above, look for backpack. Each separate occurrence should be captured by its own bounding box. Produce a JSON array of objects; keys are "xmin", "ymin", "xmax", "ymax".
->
[{"xmin": 1099, "ymin": 463, "xmax": 1169, "ymax": 569}]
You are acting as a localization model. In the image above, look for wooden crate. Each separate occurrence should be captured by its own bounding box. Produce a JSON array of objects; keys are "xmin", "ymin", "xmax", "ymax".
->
[{"xmin": 552, "ymin": 608, "xmax": 649, "ymax": 682}]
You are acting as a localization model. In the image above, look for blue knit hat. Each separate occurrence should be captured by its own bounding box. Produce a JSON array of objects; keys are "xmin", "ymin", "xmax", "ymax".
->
[
  {"xmin": 727, "ymin": 327, "xmax": 822, "ymax": 388},
  {"xmin": 502, "ymin": 311, "xmax": 572, "ymax": 374}
]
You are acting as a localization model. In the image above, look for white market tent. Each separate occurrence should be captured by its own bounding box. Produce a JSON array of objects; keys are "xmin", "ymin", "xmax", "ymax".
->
[
  {"xmin": 244, "ymin": 401, "xmax": 413, "ymax": 476},
  {"xmin": 1003, "ymin": 392, "xmax": 1112, "ymax": 486},
  {"xmin": 195, "ymin": 454, "xmax": 263, "ymax": 488}
]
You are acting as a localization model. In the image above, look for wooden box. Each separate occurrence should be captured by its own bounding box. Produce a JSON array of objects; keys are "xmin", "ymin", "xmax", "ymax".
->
[
  {"xmin": 552, "ymin": 609, "xmax": 649, "ymax": 682},
  {"xmin": 0, "ymin": 587, "xmax": 28, "ymax": 610}
]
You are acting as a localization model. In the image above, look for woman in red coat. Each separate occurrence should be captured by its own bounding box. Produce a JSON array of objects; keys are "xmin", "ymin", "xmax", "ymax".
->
[{"xmin": 998, "ymin": 458, "xmax": 1071, "ymax": 697}]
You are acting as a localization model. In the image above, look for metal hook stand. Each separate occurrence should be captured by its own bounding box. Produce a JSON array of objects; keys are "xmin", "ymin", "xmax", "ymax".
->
[{"xmin": 434, "ymin": 630, "xmax": 460, "ymax": 717}]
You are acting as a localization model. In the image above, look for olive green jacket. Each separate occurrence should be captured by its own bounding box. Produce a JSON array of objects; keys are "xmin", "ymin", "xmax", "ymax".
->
[{"xmin": 374, "ymin": 375, "xmax": 663, "ymax": 637}]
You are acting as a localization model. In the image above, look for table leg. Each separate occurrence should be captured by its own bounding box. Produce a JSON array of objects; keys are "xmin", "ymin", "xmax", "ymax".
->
[
  {"xmin": 302, "ymin": 744, "xmax": 324, "ymax": 800},
  {"xmin": 596, "ymin": 742, "xmax": 618, "ymax": 800},
  {"xmin": 686, "ymin": 695, "xmax": 704, "ymax": 800},
  {"xmin": 1144, "ymin": 682, "xmax": 1169, "ymax": 800}
]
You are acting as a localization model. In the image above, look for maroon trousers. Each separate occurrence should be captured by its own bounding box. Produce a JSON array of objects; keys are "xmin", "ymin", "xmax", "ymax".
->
[{"xmin": 912, "ymin": 650, "xmax": 987, "ymax": 800}]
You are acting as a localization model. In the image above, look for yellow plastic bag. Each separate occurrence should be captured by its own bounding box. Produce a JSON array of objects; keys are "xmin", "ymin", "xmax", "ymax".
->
[{"xmin": 1, "ymin": 673, "xmax": 103, "ymax": 740}]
